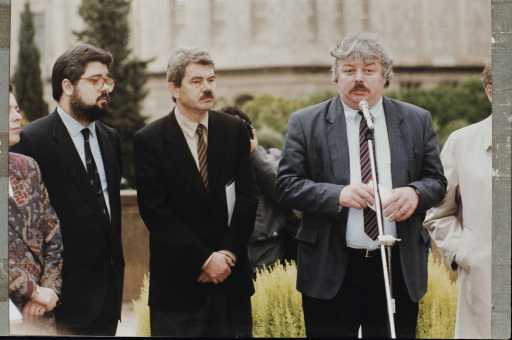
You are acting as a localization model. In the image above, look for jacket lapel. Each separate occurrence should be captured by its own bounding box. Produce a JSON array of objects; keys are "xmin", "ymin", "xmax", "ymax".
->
[
  {"xmin": 383, "ymin": 97, "xmax": 408, "ymax": 188},
  {"xmin": 50, "ymin": 110, "xmax": 98, "ymax": 206},
  {"xmin": 326, "ymin": 97, "xmax": 350, "ymax": 184},
  {"xmin": 96, "ymin": 123, "xmax": 117, "ymax": 224},
  {"xmin": 165, "ymin": 111, "xmax": 209, "ymax": 198},
  {"xmin": 206, "ymin": 111, "xmax": 222, "ymax": 193}
]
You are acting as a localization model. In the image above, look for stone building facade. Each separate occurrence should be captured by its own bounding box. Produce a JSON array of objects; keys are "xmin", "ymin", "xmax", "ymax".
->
[{"xmin": 10, "ymin": 0, "xmax": 491, "ymax": 121}]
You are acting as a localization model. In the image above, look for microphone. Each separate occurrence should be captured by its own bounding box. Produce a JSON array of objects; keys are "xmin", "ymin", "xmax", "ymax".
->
[{"xmin": 358, "ymin": 99, "xmax": 374, "ymax": 130}]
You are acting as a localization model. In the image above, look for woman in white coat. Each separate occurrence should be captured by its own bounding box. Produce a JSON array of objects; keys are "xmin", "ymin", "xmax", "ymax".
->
[{"xmin": 424, "ymin": 63, "xmax": 492, "ymax": 338}]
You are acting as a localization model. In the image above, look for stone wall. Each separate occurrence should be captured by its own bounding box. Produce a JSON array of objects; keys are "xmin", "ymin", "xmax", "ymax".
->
[{"xmin": 120, "ymin": 190, "xmax": 148, "ymax": 302}]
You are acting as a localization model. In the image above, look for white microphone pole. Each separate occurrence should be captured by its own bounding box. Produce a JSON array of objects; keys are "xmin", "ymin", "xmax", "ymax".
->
[{"xmin": 358, "ymin": 99, "xmax": 401, "ymax": 338}]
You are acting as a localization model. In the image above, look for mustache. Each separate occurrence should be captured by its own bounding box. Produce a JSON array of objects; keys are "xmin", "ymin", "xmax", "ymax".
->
[
  {"xmin": 98, "ymin": 93, "xmax": 110, "ymax": 102},
  {"xmin": 200, "ymin": 90, "xmax": 214, "ymax": 100},
  {"xmin": 351, "ymin": 83, "xmax": 369, "ymax": 92}
]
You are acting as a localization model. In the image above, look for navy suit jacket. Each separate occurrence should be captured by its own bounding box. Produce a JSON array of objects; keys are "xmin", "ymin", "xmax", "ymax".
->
[
  {"xmin": 276, "ymin": 96, "xmax": 446, "ymax": 302},
  {"xmin": 134, "ymin": 110, "xmax": 257, "ymax": 311}
]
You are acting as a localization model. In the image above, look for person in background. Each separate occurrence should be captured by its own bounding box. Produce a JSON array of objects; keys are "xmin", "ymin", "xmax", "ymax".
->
[
  {"xmin": 221, "ymin": 106, "xmax": 299, "ymax": 273},
  {"xmin": 424, "ymin": 62, "xmax": 493, "ymax": 338},
  {"xmin": 8, "ymin": 86, "xmax": 63, "ymax": 335},
  {"xmin": 11, "ymin": 44, "xmax": 125, "ymax": 336}
]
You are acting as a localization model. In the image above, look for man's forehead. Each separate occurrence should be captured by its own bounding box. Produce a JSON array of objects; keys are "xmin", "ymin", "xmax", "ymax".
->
[
  {"xmin": 184, "ymin": 63, "xmax": 215, "ymax": 78},
  {"xmin": 83, "ymin": 61, "xmax": 110, "ymax": 76},
  {"xmin": 339, "ymin": 57, "xmax": 381, "ymax": 67}
]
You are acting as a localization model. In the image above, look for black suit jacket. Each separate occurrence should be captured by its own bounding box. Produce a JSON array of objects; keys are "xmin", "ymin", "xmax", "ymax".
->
[
  {"xmin": 11, "ymin": 110, "xmax": 125, "ymax": 328},
  {"xmin": 276, "ymin": 96, "xmax": 447, "ymax": 302},
  {"xmin": 134, "ymin": 110, "xmax": 257, "ymax": 311}
]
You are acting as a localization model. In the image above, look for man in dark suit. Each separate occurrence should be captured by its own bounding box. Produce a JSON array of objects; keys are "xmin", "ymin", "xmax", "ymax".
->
[
  {"xmin": 276, "ymin": 32, "xmax": 447, "ymax": 338},
  {"xmin": 11, "ymin": 44, "xmax": 124, "ymax": 336},
  {"xmin": 134, "ymin": 48, "xmax": 257, "ymax": 337}
]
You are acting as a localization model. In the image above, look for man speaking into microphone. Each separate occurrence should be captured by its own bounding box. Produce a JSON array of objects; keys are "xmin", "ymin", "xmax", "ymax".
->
[{"xmin": 276, "ymin": 32, "xmax": 446, "ymax": 338}]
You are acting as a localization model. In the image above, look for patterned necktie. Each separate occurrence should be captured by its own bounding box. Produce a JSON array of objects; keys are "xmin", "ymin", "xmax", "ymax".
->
[
  {"xmin": 196, "ymin": 124, "xmax": 208, "ymax": 190},
  {"xmin": 81, "ymin": 128, "xmax": 110, "ymax": 221},
  {"xmin": 359, "ymin": 111, "xmax": 378, "ymax": 240}
]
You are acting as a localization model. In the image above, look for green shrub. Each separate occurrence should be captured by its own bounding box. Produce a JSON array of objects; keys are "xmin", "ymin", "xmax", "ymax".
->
[
  {"xmin": 133, "ymin": 256, "xmax": 457, "ymax": 337},
  {"xmin": 252, "ymin": 262, "xmax": 305, "ymax": 337},
  {"xmin": 238, "ymin": 79, "xmax": 489, "ymax": 148}
]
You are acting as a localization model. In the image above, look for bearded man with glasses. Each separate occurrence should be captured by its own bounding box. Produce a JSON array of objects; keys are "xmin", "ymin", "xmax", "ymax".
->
[{"xmin": 12, "ymin": 43, "xmax": 125, "ymax": 336}]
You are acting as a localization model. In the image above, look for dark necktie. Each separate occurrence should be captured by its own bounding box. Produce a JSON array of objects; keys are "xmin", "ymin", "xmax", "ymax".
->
[
  {"xmin": 196, "ymin": 124, "xmax": 208, "ymax": 190},
  {"xmin": 81, "ymin": 128, "xmax": 110, "ymax": 221},
  {"xmin": 359, "ymin": 111, "xmax": 378, "ymax": 240}
]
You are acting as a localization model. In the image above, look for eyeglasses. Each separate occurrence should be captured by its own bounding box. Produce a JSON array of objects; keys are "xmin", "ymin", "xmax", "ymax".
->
[{"xmin": 79, "ymin": 75, "xmax": 115, "ymax": 92}]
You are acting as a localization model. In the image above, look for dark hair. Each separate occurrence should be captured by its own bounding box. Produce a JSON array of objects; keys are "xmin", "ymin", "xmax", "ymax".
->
[
  {"xmin": 221, "ymin": 106, "xmax": 254, "ymax": 138},
  {"xmin": 221, "ymin": 106, "xmax": 252, "ymax": 125},
  {"xmin": 51, "ymin": 43, "xmax": 113, "ymax": 101}
]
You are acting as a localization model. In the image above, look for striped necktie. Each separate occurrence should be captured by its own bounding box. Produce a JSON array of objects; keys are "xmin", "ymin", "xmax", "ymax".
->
[
  {"xmin": 359, "ymin": 111, "xmax": 378, "ymax": 240},
  {"xmin": 196, "ymin": 124, "xmax": 208, "ymax": 190}
]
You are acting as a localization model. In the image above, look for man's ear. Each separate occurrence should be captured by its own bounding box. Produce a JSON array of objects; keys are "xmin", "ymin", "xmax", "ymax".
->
[
  {"xmin": 168, "ymin": 82, "xmax": 180, "ymax": 100},
  {"xmin": 62, "ymin": 79, "xmax": 74, "ymax": 97}
]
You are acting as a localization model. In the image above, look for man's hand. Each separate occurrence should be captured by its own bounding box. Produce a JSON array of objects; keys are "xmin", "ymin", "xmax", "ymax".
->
[
  {"xmin": 22, "ymin": 300, "xmax": 47, "ymax": 319},
  {"xmin": 339, "ymin": 183, "xmax": 375, "ymax": 209},
  {"xmin": 382, "ymin": 187, "xmax": 419, "ymax": 222},
  {"xmin": 32, "ymin": 286, "xmax": 59, "ymax": 311},
  {"xmin": 197, "ymin": 252, "xmax": 232, "ymax": 284}
]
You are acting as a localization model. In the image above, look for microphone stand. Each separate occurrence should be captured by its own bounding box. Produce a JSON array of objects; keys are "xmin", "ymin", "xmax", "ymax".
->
[{"xmin": 364, "ymin": 123, "xmax": 401, "ymax": 339}]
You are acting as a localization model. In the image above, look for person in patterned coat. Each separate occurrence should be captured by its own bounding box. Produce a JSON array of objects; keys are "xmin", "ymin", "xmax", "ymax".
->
[{"xmin": 8, "ymin": 88, "xmax": 63, "ymax": 333}]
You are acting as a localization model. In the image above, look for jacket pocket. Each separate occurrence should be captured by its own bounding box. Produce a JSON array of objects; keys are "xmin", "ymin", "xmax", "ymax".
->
[{"xmin": 295, "ymin": 227, "xmax": 318, "ymax": 245}]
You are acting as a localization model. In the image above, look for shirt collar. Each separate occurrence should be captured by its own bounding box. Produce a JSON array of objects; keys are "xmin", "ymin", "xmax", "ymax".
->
[
  {"xmin": 57, "ymin": 105, "xmax": 96, "ymax": 138},
  {"xmin": 174, "ymin": 106, "xmax": 209, "ymax": 139},
  {"xmin": 340, "ymin": 97, "xmax": 384, "ymax": 121}
]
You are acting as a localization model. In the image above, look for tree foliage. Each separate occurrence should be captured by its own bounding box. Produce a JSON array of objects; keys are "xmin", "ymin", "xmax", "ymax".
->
[
  {"xmin": 13, "ymin": 1, "xmax": 48, "ymax": 122},
  {"xmin": 75, "ymin": 0, "xmax": 150, "ymax": 188},
  {"xmin": 240, "ymin": 79, "xmax": 490, "ymax": 148},
  {"xmin": 388, "ymin": 78, "xmax": 491, "ymax": 144}
]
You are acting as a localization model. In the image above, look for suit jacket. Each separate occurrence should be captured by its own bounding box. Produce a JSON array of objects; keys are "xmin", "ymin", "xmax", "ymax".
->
[
  {"xmin": 424, "ymin": 115, "xmax": 491, "ymax": 338},
  {"xmin": 11, "ymin": 110, "xmax": 125, "ymax": 328},
  {"xmin": 276, "ymin": 96, "xmax": 446, "ymax": 302},
  {"xmin": 134, "ymin": 110, "xmax": 257, "ymax": 311},
  {"xmin": 8, "ymin": 152, "xmax": 63, "ymax": 309}
]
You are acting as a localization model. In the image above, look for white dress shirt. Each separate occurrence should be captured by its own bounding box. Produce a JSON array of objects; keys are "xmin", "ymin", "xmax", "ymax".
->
[
  {"xmin": 57, "ymin": 106, "xmax": 111, "ymax": 217},
  {"xmin": 342, "ymin": 98, "xmax": 397, "ymax": 250},
  {"xmin": 174, "ymin": 106, "xmax": 209, "ymax": 170}
]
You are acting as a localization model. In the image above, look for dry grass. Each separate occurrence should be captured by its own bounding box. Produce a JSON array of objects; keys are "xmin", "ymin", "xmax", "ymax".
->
[
  {"xmin": 132, "ymin": 273, "xmax": 150, "ymax": 336},
  {"xmin": 133, "ymin": 254, "xmax": 457, "ymax": 337}
]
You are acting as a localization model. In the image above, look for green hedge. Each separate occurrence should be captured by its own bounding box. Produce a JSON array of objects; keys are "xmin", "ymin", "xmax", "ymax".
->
[
  {"xmin": 238, "ymin": 78, "xmax": 490, "ymax": 149},
  {"xmin": 133, "ymin": 254, "xmax": 457, "ymax": 337}
]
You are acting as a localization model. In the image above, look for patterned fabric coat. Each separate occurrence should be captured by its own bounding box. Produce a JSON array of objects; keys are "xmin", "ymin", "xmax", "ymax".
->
[{"xmin": 8, "ymin": 152, "xmax": 63, "ymax": 309}]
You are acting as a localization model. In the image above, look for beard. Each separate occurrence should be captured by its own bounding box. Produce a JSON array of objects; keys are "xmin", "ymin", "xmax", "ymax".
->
[{"xmin": 70, "ymin": 91, "xmax": 110, "ymax": 122}]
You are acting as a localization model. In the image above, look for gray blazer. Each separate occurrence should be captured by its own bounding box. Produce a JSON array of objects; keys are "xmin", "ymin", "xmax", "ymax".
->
[{"xmin": 276, "ymin": 96, "xmax": 446, "ymax": 302}]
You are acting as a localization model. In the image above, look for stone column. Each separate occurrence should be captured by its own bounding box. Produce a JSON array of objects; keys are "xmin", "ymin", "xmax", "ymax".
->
[
  {"xmin": 491, "ymin": 0, "xmax": 511, "ymax": 338},
  {"xmin": 0, "ymin": 0, "xmax": 10, "ymax": 334}
]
